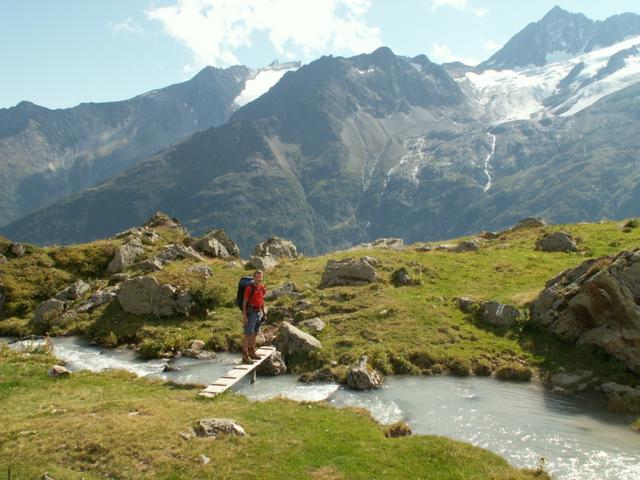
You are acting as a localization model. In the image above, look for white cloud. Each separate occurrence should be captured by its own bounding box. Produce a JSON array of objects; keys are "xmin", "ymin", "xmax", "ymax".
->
[
  {"xmin": 482, "ymin": 39, "xmax": 502, "ymax": 52},
  {"xmin": 147, "ymin": 0, "xmax": 381, "ymax": 72},
  {"xmin": 430, "ymin": 43, "xmax": 479, "ymax": 66},
  {"xmin": 109, "ymin": 17, "xmax": 143, "ymax": 34},
  {"xmin": 431, "ymin": 0, "xmax": 487, "ymax": 18}
]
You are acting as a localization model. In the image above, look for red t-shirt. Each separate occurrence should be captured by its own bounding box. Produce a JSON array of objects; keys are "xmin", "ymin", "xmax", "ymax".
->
[{"xmin": 244, "ymin": 283, "xmax": 266, "ymax": 309}]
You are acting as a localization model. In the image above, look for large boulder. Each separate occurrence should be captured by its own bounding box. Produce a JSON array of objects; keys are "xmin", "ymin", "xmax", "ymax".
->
[
  {"xmin": 54, "ymin": 280, "xmax": 91, "ymax": 301},
  {"xmin": 197, "ymin": 229, "xmax": 239, "ymax": 258},
  {"xmin": 195, "ymin": 237, "xmax": 230, "ymax": 259},
  {"xmin": 247, "ymin": 255, "xmax": 279, "ymax": 272},
  {"xmin": 535, "ymin": 231, "xmax": 578, "ymax": 252},
  {"xmin": 48, "ymin": 365, "xmax": 71, "ymax": 377},
  {"xmin": 107, "ymin": 239, "xmax": 145, "ymax": 273},
  {"xmin": 547, "ymin": 370, "xmax": 594, "ymax": 395},
  {"xmin": 478, "ymin": 301, "xmax": 521, "ymax": 327},
  {"xmin": 530, "ymin": 249, "xmax": 640, "ymax": 374},
  {"xmin": 156, "ymin": 244, "xmax": 204, "ymax": 264},
  {"xmin": 346, "ymin": 355, "xmax": 383, "ymax": 390},
  {"xmin": 254, "ymin": 237, "xmax": 298, "ymax": 259},
  {"xmin": 76, "ymin": 289, "xmax": 118, "ymax": 313},
  {"xmin": 193, "ymin": 418, "xmax": 246, "ymax": 438},
  {"xmin": 32, "ymin": 298, "xmax": 66, "ymax": 328},
  {"xmin": 257, "ymin": 350, "xmax": 287, "ymax": 376},
  {"xmin": 320, "ymin": 257, "xmax": 377, "ymax": 288},
  {"xmin": 453, "ymin": 239, "xmax": 480, "ymax": 253},
  {"xmin": 265, "ymin": 282, "xmax": 299, "ymax": 300},
  {"xmin": 10, "ymin": 243, "xmax": 26, "ymax": 257},
  {"xmin": 117, "ymin": 276, "xmax": 192, "ymax": 317},
  {"xmin": 274, "ymin": 322, "xmax": 322, "ymax": 356}
]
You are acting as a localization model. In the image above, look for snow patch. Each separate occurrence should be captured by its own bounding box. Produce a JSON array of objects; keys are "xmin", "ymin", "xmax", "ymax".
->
[
  {"xmin": 357, "ymin": 67, "xmax": 376, "ymax": 75},
  {"xmin": 234, "ymin": 65, "xmax": 297, "ymax": 107}
]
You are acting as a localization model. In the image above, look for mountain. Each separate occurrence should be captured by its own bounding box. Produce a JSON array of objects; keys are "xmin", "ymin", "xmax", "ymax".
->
[
  {"xmin": 480, "ymin": 6, "xmax": 640, "ymax": 70},
  {"xmin": 0, "ymin": 61, "xmax": 298, "ymax": 227}
]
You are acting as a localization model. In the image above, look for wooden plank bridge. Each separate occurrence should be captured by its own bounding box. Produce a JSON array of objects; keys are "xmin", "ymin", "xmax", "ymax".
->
[{"xmin": 199, "ymin": 346, "xmax": 276, "ymax": 398}]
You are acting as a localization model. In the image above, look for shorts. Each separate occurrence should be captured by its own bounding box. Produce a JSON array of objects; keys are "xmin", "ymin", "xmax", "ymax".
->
[{"xmin": 244, "ymin": 308, "xmax": 263, "ymax": 336}]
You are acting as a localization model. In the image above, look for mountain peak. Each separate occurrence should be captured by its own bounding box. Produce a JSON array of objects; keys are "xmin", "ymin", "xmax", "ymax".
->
[{"xmin": 543, "ymin": 5, "xmax": 571, "ymax": 20}]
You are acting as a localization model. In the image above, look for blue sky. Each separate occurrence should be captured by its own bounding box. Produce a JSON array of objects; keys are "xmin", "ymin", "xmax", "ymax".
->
[{"xmin": 2, "ymin": 0, "xmax": 640, "ymax": 109}]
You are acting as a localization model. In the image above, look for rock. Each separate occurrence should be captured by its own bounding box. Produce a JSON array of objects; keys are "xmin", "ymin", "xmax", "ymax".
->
[
  {"xmin": 9, "ymin": 337, "xmax": 53, "ymax": 353},
  {"xmin": 199, "ymin": 454, "xmax": 211, "ymax": 465},
  {"xmin": 48, "ymin": 365, "xmax": 71, "ymax": 377},
  {"xmin": 163, "ymin": 363, "xmax": 180, "ymax": 373},
  {"xmin": 143, "ymin": 212, "xmax": 189, "ymax": 235},
  {"xmin": 43, "ymin": 474, "xmax": 54, "ymax": 480},
  {"xmin": 478, "ymin": 301, "xmax": 521, "ymax": 327},
  {"xmin": 54, "ymin": 280, "xmax": 91, "ymax": 301},
  {"xmin": 453, "ymin": 239, "xmax": 480, "ymax": 252},
  {"xmin": 254, "ymin": 237, "xmax": 298, "ymax": 259},
  {"xmin": 435, "ymin": 243, "xmax": 455, "ymax": 251},
  {"xmin": 384, "ymin": 422, "xmax": 412, "ymax": 438},
  {"xmin": 183, "ymin": 349, "xmax": 217, "ymax": 360},
  {"xmin": 156, "ymin": 244, "xmax": 204, "ymax": 264},
  {"xmin": 361, "ymin": 256, "xmax": 379, "ymax": 266},
  {"xmin": 299, "ymin": 366, "xmax": 340, "ymax": 383},
  {"xmin": 107, "ymin": 239, "xmax": 145, "ymax": 273},
  {"xmin": 197, "ymin": 229, "xmax": 240, "ymax": 258},
  {"xmin": 195, "ymin": 237, "xmax": 230, "ymax": 259},
  {"xmin": 535, "ymin": 231, "xmax": 578, "ymax": 253},
  {"xmin": 247, "ymin": 255, "xmax": 279, "ymax": 272},
  {"xmin": 301, "ymin": 317, "xmax": 325, "ymax": 332},
  {"xmin": 257, "ymin": 350, "xmax": 287, "ymax": 376},
  {"xmin": 530, "ymin": 248, "xmax": 640, "ymax": 374},
  {"xmin": 10, "ymin": 242, "xmax": 26, "ymax": 257},
  {"xmin": 547, "ymin": 370, "xmax": 594, "ymax": 394},
  {"xmin": 293, "ymin": 299, "xmax": 312, "ymax": 311},
  {"xmin": 479, "ymin": 231, "xmax": 500, "ymax": 240},
  {"xmin": 391, "ymin": 267, "xmax": 417, "ymax": 286},
  {"xmin": 186, "ymin": 264, "xmax": 213, "ymax": 277},
  {"xmin": 320, "ymin": 257, "xmax": 377, "ymax": 288},
  {"xmin": 265, "ymin": 282, "xmax": 298, "ymax": 300},
  {"xmin": 223, "ymin": 261, "xmax": 242, "ymax": 269},
  {"xmin": 32, "ymin": 298, "xmax": 66, "ymax": 328},
  {"xmin": 601, "ymin": 382, "xmax": 640, "ymax": 414},
  {"xmin": 274, "ymin": 322, "xmax": 322, "ymax": 356},
  {"xmin": 190, "ymin": 340, "xmax": 205, "ymax": 351},
  {"xmin": 511, "ymin": 218, "xmax": 546, "ymax": 230},
  {"xmin": 456, "ymin": 297, "xmax": 479, "ymax": 314},
  {"xmin": 370, "ymin": 238, "xmax": 404, "ymax": 249},
  {"xmin": 415, "ymin": 245, "xmax": 433, "ymax": 252},
  {"xmin": 346, "ymin": 355, "xmax": 383, "ymax": 390},
  {"xmin": 76, "ymin": 289, "xmax": 118, "ymax": 313},
  {"xmin": 108, "ymin": 273, "xmax": 130, "ymax": 285},
  {"xmin": 178, "ymin": 429, "xmax": 195, "ymax": 441},
  {"xmin": 133, "ymin": 258, "xmax": 164, "ymax": 272},
  {"xmin": 117, "ymin": 276, "xmax": 192, "ymax": 317},
  {"xmin": 0, "ymin": 253, "xmax": 7, "ymax": 263},
  {"xmin": 193, "ymin": 418, "xmax": 247, "ymax": 438}
]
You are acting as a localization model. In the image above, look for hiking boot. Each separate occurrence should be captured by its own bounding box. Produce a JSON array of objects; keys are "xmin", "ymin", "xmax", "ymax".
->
[
  {"xmin": 241, "ymin": 355, "xmax": 254, "ymax": 364},
  {"xmin": 249, "ymin": 351, "xmax": 261, "ymax": 360}
]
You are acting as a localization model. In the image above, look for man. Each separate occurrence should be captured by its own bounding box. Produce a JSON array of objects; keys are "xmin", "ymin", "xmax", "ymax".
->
[{"xmin": 242, "ymin": 269, "xmax": 267, "ymax": 364}]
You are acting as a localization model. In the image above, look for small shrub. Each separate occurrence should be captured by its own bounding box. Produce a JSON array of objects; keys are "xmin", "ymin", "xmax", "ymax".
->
[
  {"xmin": 447, "ymin": 357, "xmax": 471, "ymax": 376},
  {"xmin": 100, "ymin": 331, "xmax": 118, "ymax": 348},
  {"xmin": 388, "ymin": 353, "xmax": 420, "ymax": 374},
  {"xmin": 384, "ymin": 421, "xmax": 412, "ymax": 438},
  {"xmin": 190, "ymin": 282, "xmax": 229, "ymax": 316},
  {"xmin": 495, "ymin": 364, "xmax": 532, "ymax": 381}
]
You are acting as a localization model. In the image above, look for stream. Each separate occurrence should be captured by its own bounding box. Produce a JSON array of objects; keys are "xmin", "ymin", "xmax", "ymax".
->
[{"xmin": 4, "ymin": 336, "xmax": 639, "ymax": 480}]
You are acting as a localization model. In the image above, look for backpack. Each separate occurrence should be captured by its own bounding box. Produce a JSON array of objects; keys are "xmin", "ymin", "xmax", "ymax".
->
[{"xmin": 235, "ymin": 276, "xmax": 255, "ymax": 310}]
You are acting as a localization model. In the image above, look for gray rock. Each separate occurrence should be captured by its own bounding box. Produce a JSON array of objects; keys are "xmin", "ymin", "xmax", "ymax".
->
[
  {"xmin": 76, "ymin": 289, "xmax": 118, "ymax": 313},
  {"xmin": 107, "ymin": 239, "xmax": 145, "ymax": 273},
  {"xmin": 257, "ymin": 350, "xmax": 287, "ymax": 376},
  {"xmin": 32, "ymin": 298, "xmax": 66, "ymax": 328},
  {"xmin": 10, "ymin": 242, "xmax": 26, "ymax": 257},
  {"xmin": 0, "ymin": 253, "xmax": 8, "ymax": 263},
  {"xmin": 133, "ymin": 258, "xmax": 164, "ymax": 272},
  {"xmin": 199, "ymin": 454, "xmax": 211, "ymax": 465},
  {"xmin": 274, "ymin": 322, "xmax": 322, "ymax": 356},
  {"xmin": 195, "ymin": 237, "xmax": 230, "ymax": 259},
  {"xmin": 601, "ymin": 382, "xmax": 640, "ymax": 414},
  {"xmin": 54, "ymin": 280, "xmax": 91, "ymax": 301},
  {"xmin": 535, "ymin": 231, "xmax": 578, "ymax": 252},
  {"xmin": 194, "ymin": 418, "xmax": 246, "ymax": 438},
  {"xmin": 320, "ymin": 257, "xmax": 377, "ymax": 288},
  {"xmin": 391, "ymin": 267, "xmax": 414, "ymax": 286},
  {"xmin": 117, "ymin": 276, "xmax": 192, "ymax": 317},
  {"xmin": 156, "ymin": 244, "xmax": 204, "ymax": 264},
  {"xmin": 548, "ymin": 370, "xmax": 594, "ymax": 394},
  {"xmin": 456, "ymin": 297, "xmax": 479, "ymax": 314},
  {"xmin": 478, "ymin": 301, "xmax": 521, "ymax": 327},
  {"xmin": 186, "ymin": 263, "xmax": 213, "ymax": 277},
  {"xmin": 183, "ymin": 349, "xmax": 216, "ymax": 360},
  {"xmin": 301, "ymin": 317, "xmax": 325, "ymax": 332},
  {"xmin": 530, "ymin": 248, "xmax": 640, "ymax": 374},
  {"xmin": 108, "ymin": 273, "xmax": 130, "ymax": 285},
  {"xmin": 254, "ymin": 237, "xmax": 298, "ymax": 259},
  {"xmin": 370, "ymin": 238, "xmax": 404, "ymax": 249},
  {"xmin": 143, "ymin": 212, "xmax": 189, "ymax": 235},
  {"xmin": 346, "ymin": 355, "xmax": 383, "ymax": 390},
  {"xmin": 436, "ymin": 243, "xmax": 455, "ymax": 251},
  {"xmin": 453, "ymin": 239, "xmax": 480, "ymax": 252},
  {"xmin": 265, "ymin": 282, "xmax": 298, "ymax": 300},
  {"xmin": 293, "ymin": 299, "xmax": 312, "ymax": 311},
  {"xmin": 247, "ymin": 255, "xmax": 279, "ymax": 272},
  {"xmin": 190, "ymin": 340, "xmax": 205, "ymax": 351},
  {"xmin": 48, "ymin": 365, "xmax": 71, "ymax": 377},
  {"xmin": 414, "ymin": 245, "xmax": 433, "ymax": 252},
  {"xmin": 361, "ymin": 256, "xmax": 379, "ymax": 266},
  {"xmin": 198, "ymin": 229, "xmax": 240, "ymax": 258}
]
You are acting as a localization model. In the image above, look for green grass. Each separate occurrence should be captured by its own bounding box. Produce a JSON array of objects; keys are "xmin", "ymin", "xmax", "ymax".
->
[
  {"xmin": 2, "ymin": 219, "xmax": 640, "ymax": 383},
  {"xmin": 0, "ymin": 346, "xmax": 548, "ymax": 480}
]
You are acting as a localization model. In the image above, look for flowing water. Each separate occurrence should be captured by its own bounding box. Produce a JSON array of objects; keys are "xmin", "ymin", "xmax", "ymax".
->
[{"xmin": 4, "ymin": 336, "xmax": 639, "ymax": 480}]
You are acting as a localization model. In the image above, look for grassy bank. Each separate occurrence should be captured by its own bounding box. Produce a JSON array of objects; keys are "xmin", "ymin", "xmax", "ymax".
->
[
  {"xmin": 1, "ymin": 220, "xmax": 640, "ymax": 383},
  {"xmin": 0, "ymin": 346, "xmax": 548, "ymax": 479}
]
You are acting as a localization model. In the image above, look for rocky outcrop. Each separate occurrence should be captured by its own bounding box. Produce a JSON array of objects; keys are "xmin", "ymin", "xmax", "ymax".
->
[
  {"xmin": 107, "ymin": 239, "xmax": 145, "ymax": 273},
  {"xmin": 186, "ymin": 264, "xmax": 213, "ymax": 277},
  {"xmin": 48, "ymin": 365, "xmax": 71, "ymax": 377},
  {"xmin": 76, "ymin": 289, "xmax": 118, "ymax": 313},
  {"xmin": 535, "ymin": 231, "xmax": 578, "ymax": 252},
  {"xmin": 453, "ymin": 239, "xmax": 480, "ymax": 252},
  {"xmin": 456, "ymin": 297, "xmax": 479, "ymax": 314},
  {"xmin": 301, "ymin": 317, "xmax": 325, "ymax": 333},
  {"xmin": 320, "ymin": 257, "xmax": 377, "ymax": 287},
  {"xmin": 193, "ymin": 418, "xmax": 246, "ymax": 438},
  {"xmin": 156, "ymin": 244, "xmax": 204, "ymax": 264},
  {"xmin": 530, "ymin": 248, "xmax": 640, "ymax": 374},
  {"xmin": 32, "ymin": 298, "xmax": 66, "ymax": 329},
  {"xmin": 196, "ymin": 229, "xmax": 240, "ymax": 258},
  {"xmin": 257, "ymin": 350, "xmax": 287, "ymax": 376},
  {"xmin": 391, "ymin": 267, "xmax": 419, "ymax": 286},
  {"xmin": 247, "ymin": 255, "xmax": 279, "ymax": 272},
  {"xmin": 10, "ymin": 243, "xmax": 26, "ymax": 257},
  {"xmin": 117, "ymin": 276, "xmax": 192, "ymax": 317},
  {"xmin": 547, "ymin": 370, "xmax": 595, "ymax": 395},
  {"xmin": 0, "ymin": 253, "xmax": 7, "ymax": 263},
  {"xmin": 511, "ymin": 218, "xmax": 546, "ymax": 230},
  {"xmin": 114, "ymin": 226, "xmax": 160, "ymax": 244},
  {"xmin": 478, "ymin": 301, "xmax": 521, "ymax": 327},
  {"xmin": 601, "ymin": 382, "xmax": 640, "ymax": 414},
  {"xmin": 254, "ymin": 237, "xmax": 298, "ymax": 259},
  {"xmin": 143, "ymin": 212, "xmax": 189, "ymax": 235},
  {"xmin": 265, "ymin": 282, "xmax": 298, "ymax": 300},
  {"xmin": 346, "ymin": 355, "xmax": 383, "ymax": 390},
  {"xmin": 54, "ymin": 280, "xmax": 90, "ymax": 301},
  {"xmin": 274, "ymin": 322, "xmax": 322, "ymax": 356},
  {"xmin": 133, "ymin": 258, "xmax": 164, "ymax": 272}
]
